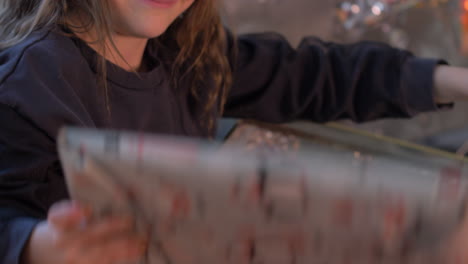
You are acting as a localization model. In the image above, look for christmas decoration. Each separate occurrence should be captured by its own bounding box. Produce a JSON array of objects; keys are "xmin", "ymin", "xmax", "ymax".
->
[
  {"xmin": 460, "ymin": 0, "xmax": 468, "ymax": 54},
  {"xmin": 334, "ymin": 0, "xmax": 458, "ymax": 49}
]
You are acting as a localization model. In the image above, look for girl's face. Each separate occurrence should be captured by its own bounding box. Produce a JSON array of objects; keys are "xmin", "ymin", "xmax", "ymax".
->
[{"xmin": 109, "ymin": 0, "xmax": 194, "ymax": 39}]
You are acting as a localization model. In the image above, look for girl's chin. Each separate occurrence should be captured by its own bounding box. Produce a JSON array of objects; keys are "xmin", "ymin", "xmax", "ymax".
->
[{"xmin": 126, "ymin": 26, "xmax": 171, "ymax": 39}]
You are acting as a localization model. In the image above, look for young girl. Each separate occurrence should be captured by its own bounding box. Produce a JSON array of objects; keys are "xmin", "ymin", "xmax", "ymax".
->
[{"xmin": 2, "ymin": 0, "xmax": 468, "ymax": 263}]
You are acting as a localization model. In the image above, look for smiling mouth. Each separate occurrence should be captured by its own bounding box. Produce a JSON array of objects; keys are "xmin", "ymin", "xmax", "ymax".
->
[{"xmin": 143, "ymin": 0, "xmax": 178, "ymax": 8}]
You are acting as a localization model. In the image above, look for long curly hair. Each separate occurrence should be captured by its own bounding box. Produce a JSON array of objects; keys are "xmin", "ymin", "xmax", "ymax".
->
[{"xmin": 0, "ymin": 0, "xmax": 233, "ymax": 133}]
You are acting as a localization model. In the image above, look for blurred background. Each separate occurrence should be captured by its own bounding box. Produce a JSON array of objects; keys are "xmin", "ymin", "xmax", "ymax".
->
[{"xmin": 220, "ymin": 0, "xmax": 468, "ymax": 153}]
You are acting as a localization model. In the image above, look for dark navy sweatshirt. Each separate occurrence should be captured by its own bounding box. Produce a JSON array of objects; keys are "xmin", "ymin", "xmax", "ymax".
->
[{"xmin": 0, "ymin": 26, "xmax": 446, "ymax": 263}]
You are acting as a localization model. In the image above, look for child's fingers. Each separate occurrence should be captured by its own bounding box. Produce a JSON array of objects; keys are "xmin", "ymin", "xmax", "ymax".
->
[
  {"xmin": 48, "ymin": 200, "xmax": 90, "ymax": 232},
  {"xmin": 68, "ymin": 216, "xmax": 134, "ymax": 247},
  {"xmin": 68, "ymin": 235, "xmax": 147, "ymax": 264},
  {"xmin": 445, "ymin": 216, "xmax": 468, "ymax": 263}
]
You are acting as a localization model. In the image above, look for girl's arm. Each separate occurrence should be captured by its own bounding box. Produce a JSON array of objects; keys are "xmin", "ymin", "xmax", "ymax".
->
[{"xmin": 224, "ymin": 31, "xmax": 448, "ymax": 123}]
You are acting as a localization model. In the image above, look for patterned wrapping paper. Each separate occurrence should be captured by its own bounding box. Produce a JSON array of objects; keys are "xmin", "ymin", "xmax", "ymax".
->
[{"xmin": 58, "ymin": 123, "xmax": 468, "ymax": 264}]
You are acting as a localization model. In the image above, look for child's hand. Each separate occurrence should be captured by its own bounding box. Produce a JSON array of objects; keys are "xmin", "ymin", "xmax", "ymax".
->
[
  {"xmin": 445, "ymin": 215, "xmax": 468, "ymax": 264},
  {"xmin": 22, "ymin": 201, "xmax": 147, "ymax": 264},
  {"xmin": 434, "ymin": 65, "xmax": 468, "ymax": 104}
]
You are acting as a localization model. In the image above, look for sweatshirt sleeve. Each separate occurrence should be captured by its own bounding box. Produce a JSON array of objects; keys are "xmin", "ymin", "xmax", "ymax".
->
[
  {"xmin": 0, "ymin": 104, "xmax": 68, "ymax": 264},
  {"xmin": 224, "ymin": 31, "xmax": 448, "ymax": 123},
  {"xmin": 0, "ymin": 31, "xmax": 94, "ymax": 264},
  {"xmin": 0, "ymin": 214, "xmax": 42, "ymax": 264}
]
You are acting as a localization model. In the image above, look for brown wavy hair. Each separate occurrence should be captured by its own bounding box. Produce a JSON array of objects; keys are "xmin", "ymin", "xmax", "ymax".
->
[{"xmin": 0, "ymin": 0, "xmax": 233, "ymax": 134}]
